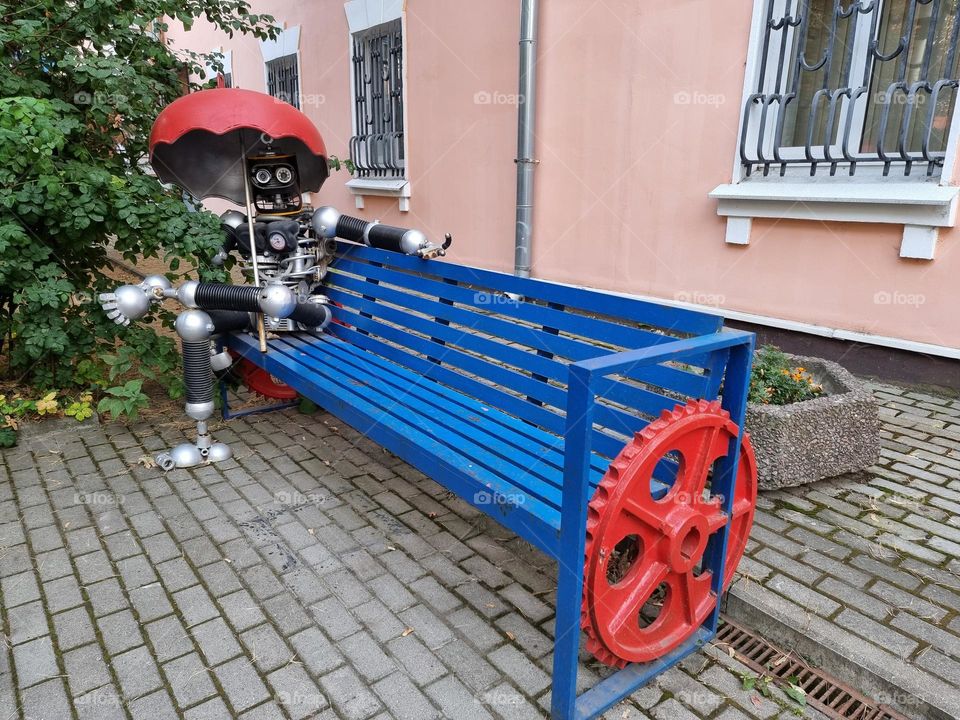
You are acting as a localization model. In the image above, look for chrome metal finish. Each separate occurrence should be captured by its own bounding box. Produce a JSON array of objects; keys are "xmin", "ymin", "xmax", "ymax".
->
[
  {"xmin": 259, "ymin": 283, "xmax": 297, "ymax": 318},
  {"xmin": 312, "ymin": 206, "xmax": 341, "ymax": 237},
  {"xmin": 176, "ymin": 280, "xmax": 200, "ymax": 308},
  {"xmin": 175, "ymin": 310, "xmax": 214, "ymax": 342},
  {"xmin": 515, "ymin": 0, "xmax": 539, "ymax": 278}
]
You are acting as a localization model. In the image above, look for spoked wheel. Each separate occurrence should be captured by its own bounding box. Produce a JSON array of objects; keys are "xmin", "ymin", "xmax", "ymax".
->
[{"xmin": 582, "ymin": 400, "xmax": 757, "ymax": 668}]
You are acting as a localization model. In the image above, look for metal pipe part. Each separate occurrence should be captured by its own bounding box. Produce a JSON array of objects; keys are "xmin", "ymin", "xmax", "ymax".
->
[
  {"xmin": 240, "ymin": 135, "xmax": 268, "ymax": 352},
  {"xmin": 514, "ymin": 0, "xmax": 539, "ymax": 278}
]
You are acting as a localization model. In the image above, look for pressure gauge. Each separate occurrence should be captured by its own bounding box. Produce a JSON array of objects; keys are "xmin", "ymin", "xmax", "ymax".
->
[
  {"xmin": 268, "ymin": 232, "xmax": 288, "ymax": 252},
  {"xmin": 253, "ymin": 168, "xmax": 273, "ymax": 187},
  {"xmin": 275, "ymin": 166, "xmax": 294, "ymax": 184}
]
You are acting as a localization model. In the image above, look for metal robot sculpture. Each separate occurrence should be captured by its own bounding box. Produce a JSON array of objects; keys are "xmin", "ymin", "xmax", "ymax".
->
[{"xmin": 99, "ymin": 89, "xmax": 450, "ymax": 471}]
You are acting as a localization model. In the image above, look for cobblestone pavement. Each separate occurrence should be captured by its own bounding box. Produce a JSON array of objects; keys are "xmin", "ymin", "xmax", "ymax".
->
[
  {"xmin": 0, "ymin": 381, "xmax": 953, "ymax": 720},
  {"xmin": 729, "ymin": 382, "xmax": 960, "ymax": 719}
]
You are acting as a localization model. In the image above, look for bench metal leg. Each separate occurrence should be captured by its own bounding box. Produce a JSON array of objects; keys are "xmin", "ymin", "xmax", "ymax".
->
[{"xmin": 552, "ymin": 367, "xmax": 595, "ymax": 720}]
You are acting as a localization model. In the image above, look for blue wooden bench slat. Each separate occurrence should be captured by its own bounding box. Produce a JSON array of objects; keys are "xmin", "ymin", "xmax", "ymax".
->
[
  {"xmin": 282, "ymin": 336, "xmax": 599, "ymax": 508},
  {"xmin": 326, "ymin": 285, "xmax": 705, "ymax": 423},
  {"xmin": 330, "ymin": 258, "xmax": 716, "ymax": 392},
  {"xmin": 283, "ymin": 334, "xmax": 614, "ymax": 484},
  {"xmin": 331, "ymin": 257, "xmax": 695, "ymax": 362},
  {"xmin": 229, "ymin": 332, "xmax": 564, "ymax": 553},
  {"xmin": 337, "ymin": 243, "xmax": 723, "ymax": 337},
  {"xmin": 331, "ymin": 319, "xmax": 630, "ymax": 460}
]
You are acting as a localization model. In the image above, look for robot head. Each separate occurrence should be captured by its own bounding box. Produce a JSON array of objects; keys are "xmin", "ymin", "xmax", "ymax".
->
[
  {"xmin": 248, "ymin": 153, "xmax": 302, "ymax": 214},
  {"xmin": 149, "ymin": 88, "xmax": 328, "ymax": 207}
]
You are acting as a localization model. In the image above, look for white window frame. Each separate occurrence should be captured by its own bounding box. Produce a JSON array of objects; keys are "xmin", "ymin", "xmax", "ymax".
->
[
  {"xmin": 344, "ymin": 0, "xmax": 411, "ymax": 211},
  {"xmin": 260, "ymin": 25, "xmax": 302, "ymax": 107},
  {"xmin": 712, "ymin": 0, "xmax": 960, "ymax": 260}
]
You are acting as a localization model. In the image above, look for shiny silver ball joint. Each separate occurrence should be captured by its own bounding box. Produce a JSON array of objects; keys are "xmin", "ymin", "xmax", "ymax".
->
[
  {"xmin": 260, "ymin": 283, "xmax": 297, "ymax": 318},
  {"xmin": 312, "ymin": 206, "xmax": 341, "ymax": 238},
  {"xmin": 175, "ymin": 310, "xmax": 215, "ymax": 341}
]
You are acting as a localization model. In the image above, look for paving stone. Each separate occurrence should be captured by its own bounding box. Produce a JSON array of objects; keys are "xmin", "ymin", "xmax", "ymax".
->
[
  {"xmin": 99, "ymin": 608, "xmax": 144, "ymax": 655},
  {"xmin": 73, "ymin": 683, "xmax": 126, "ymax": 720},
  {"xmin": 373, "ymin": 671, "xmax": 442, "ymax": 720},
  {"xmin": 172, "ymin": 585, "xmax": 220, "ymax": 628},
  {"xmin": 213, "ymin": 657, "xmax": 271, "ymax": 713},
  {"xmin": 262, "ymin": 590, "xmax": 313, "ymax": 635},
  {"xmin": 835, "ymin": 609, "xmax": 918, "ymax": 658},
  {"xmin": 765, "ymin": 575, "xmax": 840, "ymax": 616},
  {"xmin": 126, "ymin": 689, "xmax": 179, "ymax": 720},
  {"xmin": 319, "ymin": 665, "xmax": 383, "ymax": 720},
  {"xmin": 9, "ymin": 600, "xmax": 50, "ymax": 644},
  {"xmin": 290, "ymin": 626, "xmax": 343, "ymax": 676},
  {"xmin": 163, "ymin": 652, "xmax": 217, "ymax": 709},
  {"xmin": 53, "ymin": 606, "xmax": 96, "ymax": 651},
  {"xmin": 816, "ymin": 577, "xmax": 891, "ymax": 620},
  {"xmin": 311, "ymin": 596, "xmax": 361, "ymax": 640},
  {"xmin": 1, "ymin": 569, "xmax": 41, "ymax": 608},
  {"xmin": 341, "ymin": 630, "xmax": 396, "ymax": 681},
  {"xmin": 220, "ymin": 588, "xmax": 269, "ymax": 632},
  {"xmin": 488, "ymin": 644, "xmax": 551, "ymax": 696},
  {"xmin": 113, "ymin": 645, "xmax": 164, "ymax": 700},
  {"xmin": 14, "ymin": 635, "xmax": 60, "ymax": 688},
  {"xmin": 64, "ymin": 643, "xmax": 112, "ymax": 697},
  {"xmin": 268, "ymin": 663, "xmax": 329, "ymax": 718},
  {"xmin": 42, "ymin": 574, "xmax": 84, "ymax": 613},
  {"xmin": 190, "ymin": 617, "xmax": 244, "ymax": 666},
  {"xmin": 146, "ymin": 615, "xmax": 194, "ymax": 663},
  {"xmin": 869, "ymin": 580, "xmax": 947, "ymax": 622},
  {"xmin": 241, "ymin": 623, "xmax": 293, "ymax": 673},
  {"xmin": 354, "ymin": 598, "xmax": 406, "ymax": 642},
  {"xmin": 386, "ymin": 633, "xmax": 448, "ymax": 686},
  {"xmin": 129, "ymin": 581, "xmax": 174, "ymax": 623},
  {"xmin": 185, "ymin": 697, "xmax": 234, "ymax": 720},
  {"xmin": 477, "ymin": 683, "xmax": 542, "ymax": 719},
  {"xmin": 85, "ymin": 577, "xmax": 127, "ymax": 618},
  {"xmin": 21, "ymin": 677, "xmax": 74, "ymax": 720},
  {"xmin": 435, "ymin": 638, "xmax": 501, "ymax": 692}
]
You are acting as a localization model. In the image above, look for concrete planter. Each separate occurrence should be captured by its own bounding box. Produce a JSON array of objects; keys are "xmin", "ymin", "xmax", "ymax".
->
[{"xmin": 746, "ymin": 355, "xmax": 880, "ymax": 490}]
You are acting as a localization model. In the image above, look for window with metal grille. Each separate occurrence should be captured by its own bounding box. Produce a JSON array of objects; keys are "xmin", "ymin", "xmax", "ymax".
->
[
  {"xmin": 222, "ymin": 72, "xmax": 233, "ymax": 88},
  {"xmin": 350, "ymin": 19, "xmax": 405, "ymax": 179},
  {"xmin": 266, "ymin": 53, "xmax": 299, "ymax": 109},
  {"xmin": 741, "ymin": 0, "xmax": 960, "ymax": 179}
]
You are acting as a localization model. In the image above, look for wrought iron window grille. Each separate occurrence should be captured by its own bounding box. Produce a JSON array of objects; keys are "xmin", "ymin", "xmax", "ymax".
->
[
  {"xmin": 266, "ymin": 54, "xmax": 300, "ymax": 109},
  {"xmin": 350, "ymin": 18, "xmax": 406, "ymax": 180},
  {"xmin": 741, "ymin": 0, "xmax": 960, "ymax": 179}
]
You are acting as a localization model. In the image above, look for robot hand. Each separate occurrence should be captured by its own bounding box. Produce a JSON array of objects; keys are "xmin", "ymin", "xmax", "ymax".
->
[
  {"xmin": 98, "ymin": 275, "xmax": 172, "ymax": 326},
  {"xmin": 312, "ymin": 206, "xmax": 453, "ymax": 259}
]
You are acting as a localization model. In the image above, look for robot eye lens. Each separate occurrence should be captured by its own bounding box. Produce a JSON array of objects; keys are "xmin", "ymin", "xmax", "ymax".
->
[
  {"xmin": 275, "ymin": 166, "xmax": 294, "ymax": 184},
  {"xmin": 254, "ymin": 168, "xmax": 273, "ymax": 186},
  {"xmin": 268, "ymin": 233, "xmax": 287, "ymax": 251}
]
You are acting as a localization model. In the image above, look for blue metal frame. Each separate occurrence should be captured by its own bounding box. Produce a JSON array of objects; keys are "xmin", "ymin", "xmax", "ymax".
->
[
  {"xmin": 218, "ymin": 378, "xmax": 298, "ymax": 420},
  {"xmin": 223, "ymin": 246, "xmax": 756, "ymax": 720}
]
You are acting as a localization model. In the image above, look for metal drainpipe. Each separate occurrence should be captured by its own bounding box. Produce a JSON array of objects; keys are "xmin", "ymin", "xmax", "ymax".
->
[{"xmin": 514, "ymin": 0, "xmax": 539, "ymax": 278}]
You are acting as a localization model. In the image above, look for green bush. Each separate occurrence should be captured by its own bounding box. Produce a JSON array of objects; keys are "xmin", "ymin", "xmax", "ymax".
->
[
  {"xmin": 0, "ymin": 0, "xmax": 275, "ymax": 413},
  {"xmin": 748, "ymin": 345, "xmax": 825, "ymax": 406}
]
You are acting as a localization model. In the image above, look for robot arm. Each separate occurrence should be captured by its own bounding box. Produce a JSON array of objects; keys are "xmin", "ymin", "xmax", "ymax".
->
[{"xmin": 312, "ymin": 206, "xmax": 452, "ymax": 260}]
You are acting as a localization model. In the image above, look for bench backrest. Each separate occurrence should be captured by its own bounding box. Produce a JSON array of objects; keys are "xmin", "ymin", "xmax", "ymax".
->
[{"xmin": 325, "ymin": 243, "xmax": 727, "ymax": 459}]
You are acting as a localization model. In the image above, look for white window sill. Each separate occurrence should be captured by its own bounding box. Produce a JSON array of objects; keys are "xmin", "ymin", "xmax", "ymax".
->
[
  {"xmin": 709, "ymin": 181, "xmax": 960, "ymax": 260},
  {"xmin": 345, "ymin": 178, "xmax": 411, "ymax": 212}
]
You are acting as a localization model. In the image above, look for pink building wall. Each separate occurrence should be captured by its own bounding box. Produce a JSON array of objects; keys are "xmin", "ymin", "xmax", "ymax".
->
[{"xmin": 164, "ymin": 1, "xmax": 960, "ymax": 352}]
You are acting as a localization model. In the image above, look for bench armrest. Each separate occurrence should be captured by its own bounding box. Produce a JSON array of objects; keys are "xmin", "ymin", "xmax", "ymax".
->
[{"xmin": 571, "ymin": 328, "xmax": 755, "ymax": 381}]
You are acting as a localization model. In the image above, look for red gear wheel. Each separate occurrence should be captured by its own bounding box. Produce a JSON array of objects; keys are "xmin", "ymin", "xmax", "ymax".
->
[
  {"xmin": 581, "ymin": 399, "xmax": 757, "ymax": 668},
  {"xmin": 235, "ymin": 358, "xmax": 298, "ymax": 400}
]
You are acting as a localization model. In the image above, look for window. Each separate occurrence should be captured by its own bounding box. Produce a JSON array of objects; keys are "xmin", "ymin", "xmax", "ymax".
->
[
  {"xmin": 740, "ymin": 0, "xmax": 960, "ymax": 179},
  {"xmin": 350, "ymin": 18, "xmax": 405, "ymax": 180},
  {"xmin": 266, "ymin": 54, "xmax": 299, "ymax": 109}
]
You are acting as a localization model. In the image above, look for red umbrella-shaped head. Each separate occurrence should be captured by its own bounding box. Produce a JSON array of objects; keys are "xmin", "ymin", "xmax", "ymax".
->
[{"xmin": 149, "ymin": 88, "xmax": 328, "ymax": 203}]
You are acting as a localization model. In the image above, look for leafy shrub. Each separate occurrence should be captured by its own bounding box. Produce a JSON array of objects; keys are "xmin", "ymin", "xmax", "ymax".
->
[
  {"xmin": 748, "ymin": 345, "xmax": 825, "ymax": 406},
  {"xmin": 0, "ymin": 0, "xmax": 275, "ymax": 414}
]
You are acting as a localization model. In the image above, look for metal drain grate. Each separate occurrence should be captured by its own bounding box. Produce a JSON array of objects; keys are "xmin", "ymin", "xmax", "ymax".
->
[{"xmin": 715, "ymin": 616, "xmax": 911, "ymax": 720}]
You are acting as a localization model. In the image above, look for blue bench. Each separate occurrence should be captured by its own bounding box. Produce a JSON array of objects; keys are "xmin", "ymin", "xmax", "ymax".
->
[{"xmin": 226, "ymin": 243, "xmax": 755, "ymax": 719}]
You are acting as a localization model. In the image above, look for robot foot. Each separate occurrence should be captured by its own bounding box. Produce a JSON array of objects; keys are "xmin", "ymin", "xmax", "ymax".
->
[{"xmin": 155, "ymin": 422, "xmax": 232, "ymax": 470}]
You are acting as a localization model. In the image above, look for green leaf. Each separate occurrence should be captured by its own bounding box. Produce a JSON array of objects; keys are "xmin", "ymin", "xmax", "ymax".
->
[{"xmin": 784, "ymin": 684, "xmax": 806, "ymax": 706}]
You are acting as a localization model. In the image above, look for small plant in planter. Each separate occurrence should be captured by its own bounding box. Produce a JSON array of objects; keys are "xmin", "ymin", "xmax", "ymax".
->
[
  {"xmin": 745, "ymin": 346, "xmax": 880, "ymax": 490},
  {"xmin": 749, "ymin": 346, "xmax": 824, "ymax": 406}
]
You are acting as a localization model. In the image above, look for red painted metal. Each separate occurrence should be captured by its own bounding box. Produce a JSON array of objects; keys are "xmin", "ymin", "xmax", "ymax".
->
[
  {"xmin": 581, "ymin": 400, "xmax": 758, "ymax": 668},
  {"xmin": 149, "ymin": 88, "xmax": 328, "ymax": 203},
  {"xmin": 236, "ymin": 358, "xmax": 299, "ymax": 400}
]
